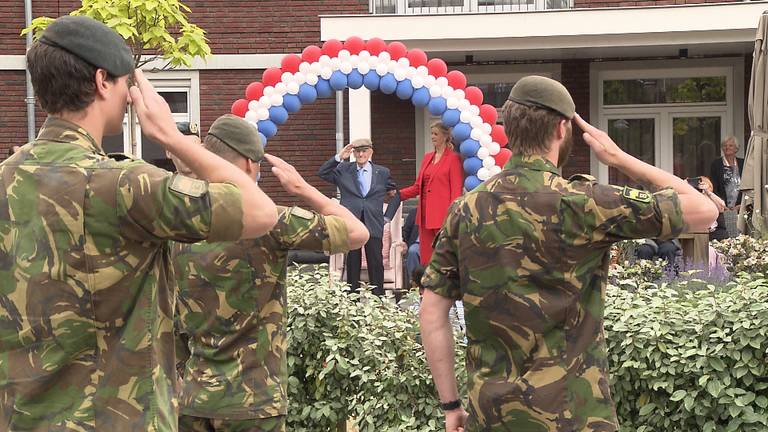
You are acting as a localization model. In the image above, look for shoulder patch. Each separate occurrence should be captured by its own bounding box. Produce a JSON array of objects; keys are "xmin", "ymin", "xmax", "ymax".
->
[
  {"xmin": 289, "ymin": 206, "xmax": 315, "ymax": 220},
  {"xmin": 169, "ymin": 174, "xmax": 208, "ymax": 198},
  {"xmin": 568, "ymin": 173, "xmax": 597, "ymax": 182},
  {"xmin": 622, "ymin": 186, "xmax": 652, "ymax": 203},
  {"xmin": 107, "ymin": 152, "xmax": 136, "ymax": 161}
]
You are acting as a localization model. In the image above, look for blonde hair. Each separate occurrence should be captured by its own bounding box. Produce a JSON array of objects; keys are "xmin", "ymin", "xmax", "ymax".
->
[
  {"xmin": 430, "ymin": 121, "xmax": 453, "ymax": 149},
  {"xmin": 700, "ymin": 176, "xmax": 714, "ymax": 192}
]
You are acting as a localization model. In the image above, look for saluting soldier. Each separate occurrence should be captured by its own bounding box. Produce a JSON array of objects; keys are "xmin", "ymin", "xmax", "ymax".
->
[
  {"xmin": 0, "ymin": 16, "xmax": 278, "ymax": 431},
  {"xmin": 172, "ymin": 115, "xmax": 368, "ymax": 432},
  {"xmin": 419, "ymin": 76, "xmax": 718, "ymax": 432}
]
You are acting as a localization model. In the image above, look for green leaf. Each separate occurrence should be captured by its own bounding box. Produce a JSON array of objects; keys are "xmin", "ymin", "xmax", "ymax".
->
[{"xmin": 670, "ymin": 390, "xmax": 687, "ymax": 401}]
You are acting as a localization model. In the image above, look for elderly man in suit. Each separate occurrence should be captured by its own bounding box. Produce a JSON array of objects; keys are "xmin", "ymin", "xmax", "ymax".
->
[{"xmin": 319, "ymin": 138, "xmax": 400, "ymax": 295}]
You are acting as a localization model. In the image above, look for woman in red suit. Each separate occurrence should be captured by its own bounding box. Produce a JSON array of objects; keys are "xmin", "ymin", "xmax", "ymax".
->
[{"xmin": 399, "ymin": 122, "xmax": 464, "ymax": 265}]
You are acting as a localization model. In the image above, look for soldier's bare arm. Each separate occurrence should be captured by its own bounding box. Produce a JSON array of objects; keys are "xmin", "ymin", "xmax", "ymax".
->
[
  {"xmin": 129, "ymin": 69, "xmax": 277, "ymax": 238},
  {"xmin": 575, "ymin": 113, "xmax": 718, "ymax": 232},
  {"xmin": 266, "ymin": 154, "xmax": 369, "ymax": 249}
]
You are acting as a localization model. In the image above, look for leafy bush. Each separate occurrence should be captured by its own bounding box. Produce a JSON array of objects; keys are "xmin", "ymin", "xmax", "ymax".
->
[
  {"xmin": 712, "ymin": 235, "xmax": 768, "ymax": 275},
  {"xmin": 286, "ymin": 265, "xmax": 466, "ymax": 432},
  {"xmin": 606, "ymin": 274, "xmax": 768, "ymax": 431}
]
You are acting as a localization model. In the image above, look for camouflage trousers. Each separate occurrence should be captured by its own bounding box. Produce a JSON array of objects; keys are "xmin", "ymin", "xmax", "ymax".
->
[{"xmin": 179, "ymin": 415, "xmax": 286, "ymax": 432}]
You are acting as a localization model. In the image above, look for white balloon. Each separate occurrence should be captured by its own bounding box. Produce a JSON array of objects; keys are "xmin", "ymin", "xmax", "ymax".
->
[
  {"xmin": 436, "ymin": 76, "xmax": 449, "ymax": 88},
  {"xmin": 429, "ymin": 86, "xmax": 442, "ymax": 98},
  {"xmin": 274, "ymin": 82, "xmax": 287, "ymax": 94},
  {"xmin": 358, "ymin": 50, "xmax": 371, "ymax": 60},
  {"xmin": 460, "ymin": 111, "xmax": 473, "ymax": 123},
  {"xmin": 378, "ymin": 51, "xmax": 391, "ymax": 63},
  {"xmin": 338, "ymin": 49, "xmax": 351, "ymax": 59},
  {"xmin": 248, "ymin": 100, "xmax": 259, "ymax": 111},
  {"xmin": 320, "ymin": 67, "xmax": 333, "ymax": 80},
  {"xmin": 310, "ymin": 62, "xmax": 322, "ymax": 75},
  {"xmin": 245, "ymin": 110, "xmax": 259, "ymax": 123},
  {"xmin": 281, "ymin": 72, "xmax": 293, "ymax": 83},
  {"xmin": 340, "ymin": 61, "xmax": 353, "ymax": 74},
  {"xmin": 482, "ymin": 157, "xmax": 496, "ymax": 169},
  {"xmin": 257, "ymin": 108, "xmax": 270, "ymax": 120},
  {"xmin": 481, "ymin": 123, "xmax": 492, "ymax": 134},
  {"xmin": 397, "ymin": 57, "xmax": 410, "ymax": 69},
  {"xmin": 480, "ymin": 134, "xmax": 492, "ymax": 146},
  {"xmin": 470, "ymin": 128, "xmax": 483, "ymax": 141},
  {"xmin": 458, "ymin": 99, "xmax": 471, "ymax": 111},
  {"xmin": 453, "ymin": 89, "xmax": 465, "ymax": 101},
  {"xmin": 299, "ymin": 62, "xmax": 311, "ymax": 74},
  {"xmin": 306, "ymin": 74, "xmax": 319, "ymax": 85},
  {"xmin": 367, "ymin": 55, "xmax": 379, "ymax": 68},
  {"xmin": 477, "ymin": 167, "xmax": 490, "ymax": 181},
  {"xmin": 330, "ymin": 57, "xmax": 341, "ymax": 70},
  {"xmin": 424, "ymin": 75, "xmax": 436, "ymax": 88},
  {"xmin": 375, "ymin": 63, "xmax": 388, "ymax": 76},
  {"xmin": 388, "ymin": 60, "xmax": 398, "ymax": 74},
  {"xmin": 293, "ymin": 72, "xmax": 306, "ymax": 85},
  {"xmin": 287, "ymin": 82, "xmax": 300, "ymax": 95},
  {"xmin": 319, "ymin": 55, "xmax": 331, "ymax": 67},
  {"xmin": 440, "ymin": 86, "xmax": 453, "ymax": 98},
  {"xmin": 469, "ymin": 105, "xmax": 480, "ymax": 116},
  {"xmin": 406, "ymin": 66, "xmax": 417, "ymax": 80},
  {"xmin": 258, "ymin": 96, "xmax": 271, "ymax": 108},
  {"xmin": 350, "ymin": 55, "xmax": 360, "ymax": 67},
  {"xmin": 411, "ymin": 75, "xmax": 425, "ymax": 89},
  {"xmin": 270, "ymin": 94, "xmax": 284, "ymax": 106},
  {"xmin": 470, "ymin": 116, "xmax": 484, "ymax": 129},
  {"xmin": 488, "ymin": 142, "xmax": 501, "ymax": 155},
  {"xmin": 490, "ymin": 165, "xmax": 502, "ymax": 176},
  {"xmin": 394, "ymin": 67, "xmax": 407, "ymax": 81},
  {"xmin": 263, "ymin": 86, "xmax": 275, "ymax": 97},
  {"xmin": 357, "ymin": 62, "xmax": 371, "ymax": 75},
  {"xmin": 477, "ymin": 147, "xmax": 490, "ymax": 159},
  {"xmin": 416, "ymin": 65, "xmax": 429, "ymax": 77},
  {"xmin": 446, "ymin": 97, "xmax": 459, "ymax": 109}
]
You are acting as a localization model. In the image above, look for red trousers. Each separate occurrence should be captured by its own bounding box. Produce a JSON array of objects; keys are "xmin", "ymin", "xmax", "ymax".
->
[{"xmin": 419, "ymin": 227, "xmax": 439, "ymax": 266}]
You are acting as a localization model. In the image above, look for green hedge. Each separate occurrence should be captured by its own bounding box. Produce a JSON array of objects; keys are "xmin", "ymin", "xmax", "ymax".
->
[{"xmin": 285, "ymin": 265, "xmax": 768, "ymax": 431}]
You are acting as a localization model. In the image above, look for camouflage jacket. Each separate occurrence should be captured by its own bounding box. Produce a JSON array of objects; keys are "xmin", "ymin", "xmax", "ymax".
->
[
  {"xmin": 423, "ymin": 154, "xmax": 683, "ymax": 432},
  {"xmin": 173, "ymin": 206, "xmax": 349, "ymax": 420},
  {"xmin": 0, "ymin": 117, "xmax": 244, "ymax": 432}
]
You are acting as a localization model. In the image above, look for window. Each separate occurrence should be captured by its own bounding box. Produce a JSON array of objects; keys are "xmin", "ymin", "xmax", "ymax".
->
[{"xmin": 603, "ymin": 77, "xmax": 726, "ymax": 106}]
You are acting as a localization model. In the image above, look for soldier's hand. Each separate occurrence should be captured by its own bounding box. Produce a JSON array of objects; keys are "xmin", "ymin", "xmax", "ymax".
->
[
  {"xmin": 266, "ymin": 154, "xmax": 309, "ymax": 195},
  {"xmin": 444, "ymin": 408, "xmax": 468, "ymax": 432},
  {"xmin": 574, "ymin": 113, "xmax": 627, "ymax": 168},
  {"xmin": 338, "ymin": 144, "xmax": 354, "ymax": 160},
  {"xmin": 129, "ymin": 69, "xmax": 182, "ymax": 147}
]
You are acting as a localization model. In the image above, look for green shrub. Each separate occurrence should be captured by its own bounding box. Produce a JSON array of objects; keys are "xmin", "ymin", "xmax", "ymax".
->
[
  {"xmin": 606, "ymin": 274, "xmax": 768, "ymax": 431},
  {"xmin": 712, "ymin": 235, "xmax": 768, "ymax": 276},
  {"xmin": 286, "ymin": 265, "xmax": 466, "ymax": 431}
]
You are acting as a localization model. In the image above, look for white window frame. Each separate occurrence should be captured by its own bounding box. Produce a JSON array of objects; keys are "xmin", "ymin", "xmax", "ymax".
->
[
  {"xmin": 373, "ymin": 0, "xmax": 569, "ymax": 14},
  {"xmin": 590, "ymin": 58, "xmax": 744, "ymax": 183}
]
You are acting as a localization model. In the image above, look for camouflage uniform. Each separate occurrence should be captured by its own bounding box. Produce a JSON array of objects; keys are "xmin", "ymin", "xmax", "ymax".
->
[
  {"xmin": 173, "ymin": 206, "xmax": 350, "ymax": 430},
  {"xmin": 423, "ymin": 154, "xmax": 684, "ymax": 431},
  {"xmin": 0, "ymin": 117, "xmax": 244, "ymax": 431}
]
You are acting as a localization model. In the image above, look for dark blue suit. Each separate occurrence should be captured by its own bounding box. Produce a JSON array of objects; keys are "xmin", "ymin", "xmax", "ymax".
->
[{"xmin": 318, "ymin": 156, "xmax": 400, "ymax": 294}]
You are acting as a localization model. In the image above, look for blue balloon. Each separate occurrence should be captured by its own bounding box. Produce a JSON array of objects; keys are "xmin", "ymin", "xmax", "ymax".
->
[
  {"xmin": 258, "ymin": 132, "xmax": 267, "ymax": 147},
  {"xmin": 347, "ymin": 70, "xmax": 364, "ymax": 89},
  {"xmin": 282, "ymin": 94, "xmax": 301, "ymax": 113},
  {"xmin": 441, "ymin": 109, "xmax": 461, "ymax": 127},
  {"xmin": 298, "ymin": 83, "xmax": 318, "ymax": 104},
  {"xmin": 379, "ymin": 73, "xmax": 397, "ymax": 95},
  {"xmin": 452, "ymin": 122, "xmax": 472, "ymax": 143},
  {"xmin": 459, "ymin": 138, "xmax": 481, "ymax": 159},
  {"xmin": 464, "ymin": 175, "xmax": 482, "ymax": 191},
  {"xmin": 268, "ymin": 106, "xmax": 289, "ymax": 125},
  {"xmin": 463, "ymin": 157, "xmax": 483, "ymax": 176},
  {"xmin": 363, "ymin": 71, "xmax": 380, "ymax": 91},
  {"xmin": 395, "ymin": 79, "xmax": 414, "ymax": 100},
  {"xmin": 316, "ymin": 79, "xmax": 333, "ymax": 98},
  {"xmin": 411, "ymin": 87, "xmax": 430, "ymax": 107},
  {"xmin": 257, "ymin": 119, "xmax": 277, "ymax": 138},
  {"xmin": 329, "ymin": 71, "xmax": 347, "ymax": 91},
  {"xmin": 428, "ymin": 97, "xmax": 447, "ymax": 116}
]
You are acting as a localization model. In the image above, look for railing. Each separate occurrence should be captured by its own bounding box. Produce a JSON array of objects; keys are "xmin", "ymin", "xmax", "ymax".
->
[{"xmin": 370, "ymin": 0, "xmax": 574, "ymax": 14}]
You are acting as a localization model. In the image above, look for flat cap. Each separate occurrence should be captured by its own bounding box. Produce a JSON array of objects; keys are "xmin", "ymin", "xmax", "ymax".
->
[
  {"xmin": 39, "ymin": 15, "xmax": 133, "ymax": 77},
  {"xmin": 508, "ymin": 76, "xmax": 575, "ymax": 119},
  {"xmin": 350, "ymin": 138, "xmax": 373, "ymax": 149},
  {"xmin": 207, "ymin": 115, "xmax": 264, "ymax": 162}
]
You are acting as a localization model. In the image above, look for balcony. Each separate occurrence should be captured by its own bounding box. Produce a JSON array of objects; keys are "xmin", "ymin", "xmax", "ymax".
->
[{"xmin": 369, "ymin": 0, "xmax": 573, "ymax": 15}]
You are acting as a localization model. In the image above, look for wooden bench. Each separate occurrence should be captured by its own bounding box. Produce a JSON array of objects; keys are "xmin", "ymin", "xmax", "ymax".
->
[{"xmin": 677, "ymin": 232, "xmax": 709, "ymax": 269}]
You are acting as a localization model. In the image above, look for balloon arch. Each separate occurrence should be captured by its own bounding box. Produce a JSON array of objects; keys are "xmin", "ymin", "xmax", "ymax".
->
[{"xmin": 230, "ymin": 37, "xmax": 512, "ymax": 190}]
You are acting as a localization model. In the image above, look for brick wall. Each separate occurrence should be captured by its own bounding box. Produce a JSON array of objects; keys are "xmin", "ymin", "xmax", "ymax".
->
[
  {"xmin": 560, "ymin": 60, "xmax": 592, "ymax": 178},
  {"xmin": 574, "ymin": 0, "xmax": 739, "ymax": 8}
]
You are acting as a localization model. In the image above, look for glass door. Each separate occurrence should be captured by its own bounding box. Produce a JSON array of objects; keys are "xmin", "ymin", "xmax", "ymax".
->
[
  {"xmin": 605, "ymin": 115, "xmax": 660, "ymax": 187},
  {"xmin": 670, "ymin": 113, "xmax": 724, "ymax": 181}
]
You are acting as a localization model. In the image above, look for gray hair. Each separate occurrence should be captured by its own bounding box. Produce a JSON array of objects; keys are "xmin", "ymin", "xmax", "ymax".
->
[{"xmin": 721, "ymin": 136, "xmax": 739, "ymax": 151}]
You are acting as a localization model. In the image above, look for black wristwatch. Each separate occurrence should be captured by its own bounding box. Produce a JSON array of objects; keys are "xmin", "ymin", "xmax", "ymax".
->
[{"xmin": 440, "ymin": 399, "xmax": 461, "ymax": 411}]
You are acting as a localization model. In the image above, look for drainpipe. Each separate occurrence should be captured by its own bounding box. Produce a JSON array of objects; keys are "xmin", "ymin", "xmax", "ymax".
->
[
  {"xmin": 24, "ymin": 0, "xmax": 35, "ymax": 141},
  {"xmin": 335, "ymin": 90, "xmax": 344, "ymax": 200}
]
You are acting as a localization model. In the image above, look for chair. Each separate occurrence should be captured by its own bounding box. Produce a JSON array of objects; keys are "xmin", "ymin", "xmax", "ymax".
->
[{"xmin": 329, "ymin": 202, "xmax": 406, "ymax": 294}]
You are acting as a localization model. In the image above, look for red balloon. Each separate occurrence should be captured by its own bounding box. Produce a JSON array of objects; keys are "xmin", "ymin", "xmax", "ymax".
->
[
  {"xmin": 343, "ymin": 36, "xmax": 365, "ymax": 54},
  {"xmin": 245, "ymin": 81, "xmax": 264, "ymax": 100},
  {"xmin": 406, "ymin": 48, "xmax": 428, "ymax": 68},
  {"xmin": 426, "ymin": 58, "xmax": 447, "ymax": 77},
  {"xmin": 262, "ymin": 67, "xmax": 283, "ymax": 87},
  {"xmin": 493, "ymin": 148, "xmax": 512, "ymax": 167},
  {"xmin": 301, "ymin": 45, "xmax": 322, "ymax": 63},
  {"xmin": 281, "ymin": 54, "xmax": 302, "ymax": 73},
  {"xmin": 446, "ymin": 70, "xmax": 467, "ymax": 90},
  {"xmin": 322, "ymin": 39, "xmax": 343, "ymax": 57},
  {"xmin": 231, "ymin": 98, "xmax": 249, "ymax": 117},
  {"xmin": 366, "ymin": 37, "xmax": 387, "ymax": 55},
  {"xmin": 387, "ymin": 41, "xmax": 408, "ymax": 60},
  {"xmin": 464, "ymin": 86, "xmax": 483, "ymax": 106},
  {"xmin": 491, "ymin": 124, "xmax": 508, "ymax": 146},
  {"xmin": 479, "ymin": 104, "xmax": 498, "ymax": 125}
]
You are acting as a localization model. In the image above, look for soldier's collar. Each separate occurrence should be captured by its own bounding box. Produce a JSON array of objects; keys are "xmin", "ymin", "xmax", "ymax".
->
[
  {"xmin": 36, "ymin": 117, "xmax": 104, "ymax": 155},
  {"xmin": 504, "ymin": 154, "xmax": 560, "ymax": 175}
]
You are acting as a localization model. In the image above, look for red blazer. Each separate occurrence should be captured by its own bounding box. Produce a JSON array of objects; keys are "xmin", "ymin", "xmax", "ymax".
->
[{"xmin": 400, "ymin": 149, "xmax": 464, "ymax": 230}]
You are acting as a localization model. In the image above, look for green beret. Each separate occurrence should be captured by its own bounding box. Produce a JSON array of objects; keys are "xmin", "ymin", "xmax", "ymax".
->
[
  {"xmin": 207, "ymin": 115, "xmax": 264, "ymax": 162},
  {"xmin": 508, "ymin": 76, "xmax": 575, "ymax": 119},
  {"xmin": 39, "ymin": 15, "xmax": 133, "ymax": 77}
]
